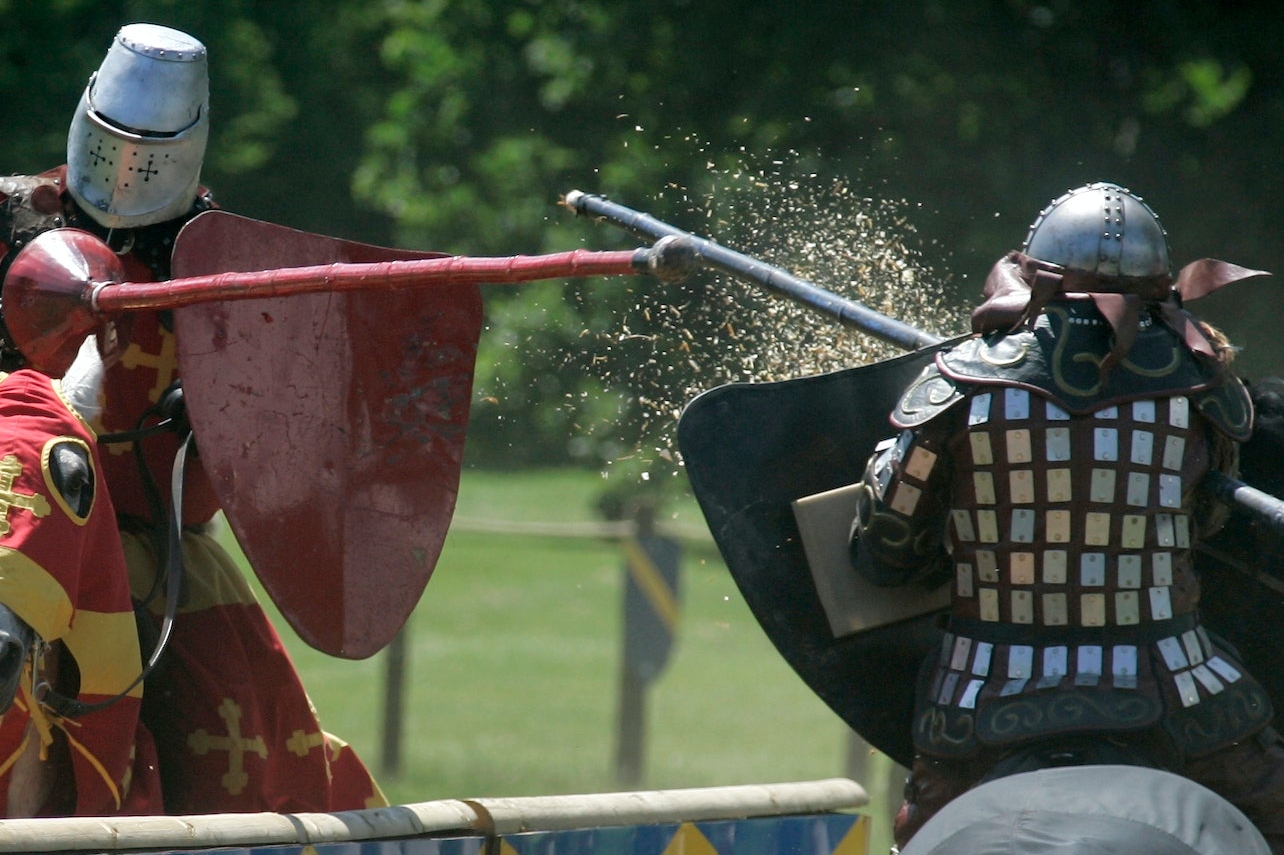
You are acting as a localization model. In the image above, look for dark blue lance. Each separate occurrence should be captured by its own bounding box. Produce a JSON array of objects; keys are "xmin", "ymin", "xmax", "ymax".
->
[{"xmin": 562, "ymin": 188, "xmax": 1284, "ymax": 532}]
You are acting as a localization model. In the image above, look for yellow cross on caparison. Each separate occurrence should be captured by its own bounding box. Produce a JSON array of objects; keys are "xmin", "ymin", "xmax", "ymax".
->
[
  {"xmin": 120, "ymin": 326, "xmax": 178, "ymax": 404},
  {"xmin": 0, "ymin": 455, "xmax": 50, "ymax": 536},
  {"xmin": 188, "ymin": 697, "xmax": 269, "ymax": 796}
]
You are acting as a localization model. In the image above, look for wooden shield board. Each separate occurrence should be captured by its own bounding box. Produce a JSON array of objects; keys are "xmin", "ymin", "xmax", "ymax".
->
[{"xmin": 171, "ymin": 211, "xmax": 482, "ymax": 659}]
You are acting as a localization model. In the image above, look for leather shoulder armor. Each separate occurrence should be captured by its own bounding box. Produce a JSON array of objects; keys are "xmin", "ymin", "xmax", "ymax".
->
[
  {"xmin": 890, "ymin": 361, "xmax": 970, "ymax": 429},
  {"xmin": 1193, "ymin": 373, "xmax": 1253, "ymax": 442},
  {"xmin": 936, "ymin": 303, "xmax": 1241, "ymax": 430}
]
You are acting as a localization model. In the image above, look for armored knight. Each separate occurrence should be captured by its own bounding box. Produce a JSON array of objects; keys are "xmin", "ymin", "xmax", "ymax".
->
[
  {"xmin": 850, "ymin": 182, "xmax": 1284, "ymax": 851},
  {"xmin": 0, "ymin": 24, "xmax": 383, "ymax": 815}
]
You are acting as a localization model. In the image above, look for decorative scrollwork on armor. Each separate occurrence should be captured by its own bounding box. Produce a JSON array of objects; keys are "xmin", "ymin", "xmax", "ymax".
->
[
  {"xmin": 862, "ymin": 506, "xmax": 915, "ymax": 551},
  {"xmin": 1196, "ymin": 382, "xmax": 1253, "ymax": 442},
  {"xmin": 893, "ymin": 365, "xmax": 966, "ymax": 428},
  {"xmin": 1168, "ymin": 680, "xmax": 1273, "ymax": 759},
  {"xmin": 977, "ymin": 338, "xmax": 1028, "ymax": 368},
  {"xmin": 977, "ymin": 691, "xmax": 1161, "ymax": 746},
  {"xmin": 916, "ymin": 706, "xmax": 977, "ymax": 756},
  {"xmin": 1122, "ymin": 347, "xmax": 1182, "ymax": 378},
  {"xmin": 936, "ymin": 303, "xmax": 1237, "ymax": 426},
  {"xmin": 1056, "ymin": 351, "xmax": 1103, "ymax": 397}
]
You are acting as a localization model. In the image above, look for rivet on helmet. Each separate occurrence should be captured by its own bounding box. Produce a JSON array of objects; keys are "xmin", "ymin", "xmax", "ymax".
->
[{"xmin": 1023, "ymin": 182, "xmax": 1170, "ymax": 279}]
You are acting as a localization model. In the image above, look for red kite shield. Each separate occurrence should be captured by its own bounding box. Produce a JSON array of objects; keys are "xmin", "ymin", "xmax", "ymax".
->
[{"xmin": 171, "ymin": 210, "xmax": 482, "ymax": 658}]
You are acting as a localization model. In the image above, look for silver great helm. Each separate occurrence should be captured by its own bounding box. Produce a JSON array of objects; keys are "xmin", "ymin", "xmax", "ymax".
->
[
  {"xmin": 1023, "ymin": 182, "xmax": 1170, "ymax": 280},
  {"xmin": 67, "ymin": 23, "xmax": 209, "ymax": 230}
]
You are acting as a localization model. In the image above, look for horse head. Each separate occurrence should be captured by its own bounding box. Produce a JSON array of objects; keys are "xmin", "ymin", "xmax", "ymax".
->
[{"xmin": 0, "ymin": 364, "xmax": 158, "ymax": 816}]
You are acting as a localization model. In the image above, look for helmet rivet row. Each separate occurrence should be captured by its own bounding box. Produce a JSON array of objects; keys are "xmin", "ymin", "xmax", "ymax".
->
[{"xmin": 1023, "ymin": 181, "xmax": 1169, "ymax": 280}]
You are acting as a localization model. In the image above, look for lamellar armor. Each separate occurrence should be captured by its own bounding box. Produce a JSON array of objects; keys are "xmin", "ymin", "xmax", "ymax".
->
[{"xmin": 852, "ymin": 296, "xmax": 1271, "ymax": 763}]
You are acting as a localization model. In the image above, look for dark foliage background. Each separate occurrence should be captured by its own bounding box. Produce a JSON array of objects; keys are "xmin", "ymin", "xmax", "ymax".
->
[{"xmin": 5, "ymin": 1, "xmax": 1282, "ymax": 485}]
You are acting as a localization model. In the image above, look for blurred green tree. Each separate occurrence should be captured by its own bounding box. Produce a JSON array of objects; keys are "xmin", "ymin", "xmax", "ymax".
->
[{"xmin": 4, "ymin": 1, "xmax": 1283, "ymax": 486}]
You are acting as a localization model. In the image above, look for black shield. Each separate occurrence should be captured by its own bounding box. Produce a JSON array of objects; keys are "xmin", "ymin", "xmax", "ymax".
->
[
  {"xmin": 679, "ymin": 351, "xmax": 1284, "ymax": 768},
  {"xmin": 677, "ymin": 344, "xmax": 957, "ymax": 766}
]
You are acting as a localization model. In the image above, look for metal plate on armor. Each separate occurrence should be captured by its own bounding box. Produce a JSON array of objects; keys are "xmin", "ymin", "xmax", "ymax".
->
[
  {"xmin": 1182, "ymin": 631, "xmax": 1205, "ymax": 666},
  {"xmin": 973, "ymin": 471, "xmax": 996, "ymax": 504},
  {"xmin": 1193, "ymin": 665, "xmax": 1225, "ymax": 694},
  {"xmin": 1011, "ymin": 552, "xmax": 1035, "ymax": 584},
  {"xmin": 1047, "ymin": 509, "xmax": 1071, "ymax": 541},
  {"xmin": 969, "ymin": 433, "xmax": 994, "ymax": 465},
  {"xmin": 1005, "ymin": 389, "xmax": 1030, "ymax": 420},
  {"xmin": 1006, "ymin": 429, "xmax": 1033, "ymax": 462},
  {"xmin": 1011, "ymin": 590, "xmax": 1034, "ymax": 624},
  {"xmin": 1085, "ymin": 512, "xmax": 1111, "ymax": 545},
  {"xmin": 1119, "ymin": 555, "xmax": 1142, "ymax": 588},
  {"xmin": 1044, "ymin": 550, "xmax": 1068, "ymax": 583},
  {"xmin": 1150, "ymin": 587, "xmax": 1174, "ymax": 620},
  {"xmin": 1047, "ymin": 470, "xmax": 1072, "ymax": 502},
  {"xmin": 1115, "ymin": 592, "xmax": 1140, "ymax": 625},
  {"xmin": 905, "ymin": 445, "xmax": 938, "ymax": 479},
  {"xmin": 1113, "ymin": 646, "xmax": 1138, "ymax": 687},
  {"xmin": 979, "ymin": 589, "xmax": 1000, "ymax": 621},
  {"xmin": 1008, "ymin": 645, "xmax": 1034, "ymax": 678},
  {"xmin": 1153, "ymin": 553, "xmax": 1174, "ymax": 585},
  {"xmin": 1011, "ymin": 469, "xmax": 1032, "ymax": 503},
  {"xmin": 1081, "ymin": 594, "xmax": 1106, "ymax": 626},
  {"xmin": 1175, "ymin": 672, "xmax": 1201, "ymax": 707},
  {"xmin": 1043, "ymin": 593, "xmax": 1068, "ymax": 625},
  {"xmin": 1090, "ymin": 470, "xmax": 1116, "ymax": 503},
  {"xmin": 1121, "ymin": 515, "xmax": 1146, "ymax": 548},
  {"xmin": 1131, "ymin": 430, "xmax": 1154, "ymax": 464},
  {"xmin": 1080, "ymin": 554, "xmax": 1106, "ymax": 586}
]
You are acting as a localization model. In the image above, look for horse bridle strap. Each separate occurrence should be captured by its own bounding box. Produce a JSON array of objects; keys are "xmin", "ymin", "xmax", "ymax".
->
[{"xmin": 38, "ymin": 430, "xmax": 189, "ymax": 719}]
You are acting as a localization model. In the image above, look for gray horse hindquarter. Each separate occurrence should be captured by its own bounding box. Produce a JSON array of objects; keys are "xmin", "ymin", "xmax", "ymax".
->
[{"xmin": 899, "ymin": 764, "xmax": 1271, "ymax": 854}]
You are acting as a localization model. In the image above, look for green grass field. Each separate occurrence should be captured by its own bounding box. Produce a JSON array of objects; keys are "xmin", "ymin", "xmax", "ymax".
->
[{"xmin": 218, "ymin": 467, "xmax": 900, "ymax": 851}]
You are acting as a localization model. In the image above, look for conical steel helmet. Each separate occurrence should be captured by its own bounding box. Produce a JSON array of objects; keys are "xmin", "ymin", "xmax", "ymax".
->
[{"xmin": 1023, "ymin": 182, "xmax": 1170, "ymax": 279}]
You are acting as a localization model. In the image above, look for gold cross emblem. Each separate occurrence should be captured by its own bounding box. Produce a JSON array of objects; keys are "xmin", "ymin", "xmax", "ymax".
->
[
  {"xmin": 286, "ymin": 728, "xmax": 325, "ymax": 758},
  {"xmin": 109, "ymin": 327, "xmax": 180, "ymax": 457},
  {"xmin": 120, "ymin": 326, "xmax": 178, "ymax": 404},
  {"xmin": 0, "ymin": 455, "xmax": 50, "ymax": 536},
  {"xmin": 188, "ymin": 698, "xmax": 269, "ymax": 796}
]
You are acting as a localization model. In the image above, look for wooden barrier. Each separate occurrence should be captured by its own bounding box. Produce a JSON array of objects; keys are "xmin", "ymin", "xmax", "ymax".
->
[{"xmin": 0, "ymin": 779, "xmax": 867, "ymax": 853}]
